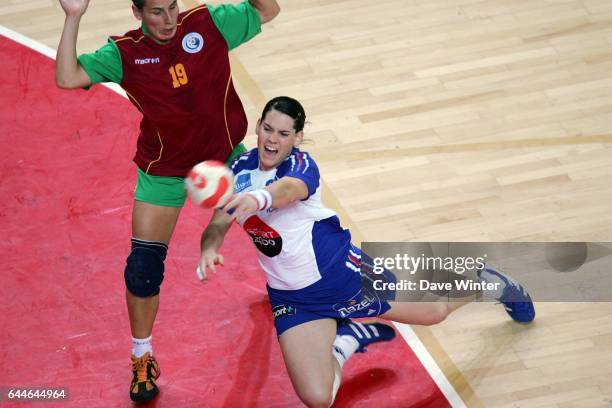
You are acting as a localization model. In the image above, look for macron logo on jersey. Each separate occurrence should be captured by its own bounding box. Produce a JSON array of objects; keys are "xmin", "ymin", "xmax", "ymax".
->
[{"xmin": 134, "ymin": 57, "xmax": 160, "ymax": 65}]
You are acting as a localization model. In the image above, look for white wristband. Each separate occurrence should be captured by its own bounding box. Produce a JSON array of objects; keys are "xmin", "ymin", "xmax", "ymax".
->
[{"xmin": 247, "ymin": 189, "xmax": 273, "ymax": 211}]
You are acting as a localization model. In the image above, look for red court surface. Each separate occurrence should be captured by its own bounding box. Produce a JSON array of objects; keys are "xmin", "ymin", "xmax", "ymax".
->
[{"xmin": 0, "ymin": 34, "xmax": 451, "ymax": 407}]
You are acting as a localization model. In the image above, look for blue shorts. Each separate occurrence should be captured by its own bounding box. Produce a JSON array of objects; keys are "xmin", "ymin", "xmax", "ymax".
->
[{"xmin": 267, "ymin": 244, "xmax": 392, "ymax": 336}]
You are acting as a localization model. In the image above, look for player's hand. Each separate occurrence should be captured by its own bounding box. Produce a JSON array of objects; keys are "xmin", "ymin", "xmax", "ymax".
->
[
  {"xmin": 221, "ymin": 193, "xmax": 259, "ymax": 221},
  {"xmin": 197, "ymin": 249, "xmax": 224, "ymax": 282},
  {"xmin": 58, "ymin": 0, "xmax": 90, "ymax": 17}
]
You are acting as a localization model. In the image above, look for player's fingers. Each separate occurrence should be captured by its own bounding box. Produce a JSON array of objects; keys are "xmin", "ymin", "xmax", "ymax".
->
[
  {"xmin": 196, "ymin": 264, "xmax": 207, "ymax": 282},
  {"xmin": 221, "ymin": 195, "xmax": 240, "ymax": 213},
  {"xmin": 223, "ymin": 204, "xmax": 239, "ymax": 220},
  {"xmin": 217, "ymin": 254, "xmax": 225, "ymax": 266},
  {"xmin": 207, "ymin": 259, "xmax": 217, "ymax": 273}
]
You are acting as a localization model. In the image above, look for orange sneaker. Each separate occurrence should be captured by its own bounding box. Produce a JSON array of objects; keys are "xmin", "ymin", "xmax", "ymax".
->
[{"xmin": 130, "ymin": 352, "xmax": 160, "ymax": 402}]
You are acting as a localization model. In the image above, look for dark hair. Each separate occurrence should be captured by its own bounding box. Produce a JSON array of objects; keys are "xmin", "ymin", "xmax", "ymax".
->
[
  {"xmin": 132, "ymin": 0, "xmax": 145, "ymax": 9},
  {"xmin": 260, "ymin": 96, "xmax": 306, "ymax": 132}
]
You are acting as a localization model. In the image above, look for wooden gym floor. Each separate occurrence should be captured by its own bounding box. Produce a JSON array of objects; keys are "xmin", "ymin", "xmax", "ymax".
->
[{"xmin": 1, "ymin": 0, "xmax": 611, "ymax": 406}]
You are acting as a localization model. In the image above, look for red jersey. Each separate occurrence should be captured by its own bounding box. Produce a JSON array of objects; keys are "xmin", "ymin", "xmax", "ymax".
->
[{"xmin": 111, "ymin": 5, "xmax": 247, "ymax": 176}]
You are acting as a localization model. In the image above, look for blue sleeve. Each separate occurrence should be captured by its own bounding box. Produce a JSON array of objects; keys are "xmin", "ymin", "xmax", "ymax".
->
[
  {"xmin": 231, "ymin": 149, "xmax": 257, "ymax": 175},
  {"xmin": 285, "ymin": 152, "xmax": 320, "ymax": 198}
]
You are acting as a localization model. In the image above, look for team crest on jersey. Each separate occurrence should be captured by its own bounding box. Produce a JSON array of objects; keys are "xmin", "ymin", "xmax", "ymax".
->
[
  {"xmin": 235, "ymin": 173, "xmax": 252, "ymax": 192},
  {"xmin": 182, "ymin": 32, "xmax": 204, "ymax": 53}
]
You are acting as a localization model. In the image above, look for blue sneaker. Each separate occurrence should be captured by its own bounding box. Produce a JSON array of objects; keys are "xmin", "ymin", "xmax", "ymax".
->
[
  {"xmin": 478, "ymin": 266, "xmax": 536, "ymax": 323},
  {"xmin": 336, "ymin": 319, "xmax": 396, "ymax": 352}
]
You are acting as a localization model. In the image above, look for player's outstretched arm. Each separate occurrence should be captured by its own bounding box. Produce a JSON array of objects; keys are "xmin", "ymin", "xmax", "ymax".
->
[
  {"xmin": 56, "ymin": 0, "xmax": 92, "ymax": 89},
  {"xmin": 249, "ymin": 0, "xmax": 280, "ymax": 24},
  {"xmin": 198, "ymin": 210, "xmax": 233, "ymax": 281},
  {"xmin": 264, "ymin": 176, "xmax": 308, "ymax": 207},
  {"xmin": 222, "ymin": 177, "xmax": 308, "ymax": 221}
]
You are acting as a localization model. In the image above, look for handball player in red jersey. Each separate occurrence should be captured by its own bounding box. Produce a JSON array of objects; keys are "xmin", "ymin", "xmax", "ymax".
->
[{"xmin": 55, "ymin": 0, "xmax": 279, "ymax": 401}]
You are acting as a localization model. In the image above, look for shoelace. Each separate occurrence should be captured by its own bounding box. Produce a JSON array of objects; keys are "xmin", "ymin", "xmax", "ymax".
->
[{"xmin": 131, "ymin": 356, "xmax": 150, "ymax": 383}]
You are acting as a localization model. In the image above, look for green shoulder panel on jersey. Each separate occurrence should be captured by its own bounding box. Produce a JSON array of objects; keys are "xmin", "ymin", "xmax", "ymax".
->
[
  {"xmin": 226, "ymin": 143, "xmax": 248, "ymax": 166},
  {"xmin": 208, "ymin": 1, "xmax": 262, "ymax": 51},
  {"xmin": 77, "ymin": 1, "xmax": 260, "ymax": 85},
  {"xmin": 77, "ymin": 39, "xmax": 123, "ymax": 85}
]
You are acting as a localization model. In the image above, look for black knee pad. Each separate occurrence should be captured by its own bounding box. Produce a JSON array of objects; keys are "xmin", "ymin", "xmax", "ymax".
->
[{"xmin": 124, "ymin": 238, "xmax": 168, "ymax": 298}]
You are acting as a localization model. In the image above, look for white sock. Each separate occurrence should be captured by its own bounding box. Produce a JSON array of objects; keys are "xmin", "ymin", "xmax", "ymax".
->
[
  {"xmin": 132, "ymin": 335, "xmax": 153, "ymax": 357},
  {"xmin": 331, "ymin": 335, "xmax": 359, "ymax": 368}
]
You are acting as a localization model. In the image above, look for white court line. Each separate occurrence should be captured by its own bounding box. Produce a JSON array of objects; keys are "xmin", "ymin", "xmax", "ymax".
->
[
  {"xmin": 0, "ymin": 22, "xmax": 467, "ymax": 408},
  {"xmin": 0, "ymin": 24, "xmax": 55, "ymax": 59},
  {"xmin": 394, "ymin": 322, "xmax": 466, "ymax": 408}
]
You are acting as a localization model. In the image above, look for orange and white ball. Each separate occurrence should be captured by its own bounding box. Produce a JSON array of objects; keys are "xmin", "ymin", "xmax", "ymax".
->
[{"xmin": 185, "ymin": 160, "xmax": 234, "ymax": 208}]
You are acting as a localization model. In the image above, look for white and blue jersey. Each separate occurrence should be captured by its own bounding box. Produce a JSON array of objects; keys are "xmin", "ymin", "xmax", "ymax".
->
[
  {"xmin": 231, "ymin": 147, "xmax": 391, "ymax": 335},
  {"xmin": 232, "ymin": 147, "xmax": 352, "ymax": 290}
]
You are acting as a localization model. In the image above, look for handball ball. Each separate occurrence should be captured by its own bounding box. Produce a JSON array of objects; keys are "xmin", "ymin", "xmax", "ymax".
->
[{"xmin": 185, "ymin": 160, "xmax": 234, "ymax": 208}]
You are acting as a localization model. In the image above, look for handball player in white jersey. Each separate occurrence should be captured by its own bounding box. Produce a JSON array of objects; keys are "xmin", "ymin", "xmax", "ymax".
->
[{"xmin": 199, "ymin": 96, "xmax": 535, "ymax": 407}]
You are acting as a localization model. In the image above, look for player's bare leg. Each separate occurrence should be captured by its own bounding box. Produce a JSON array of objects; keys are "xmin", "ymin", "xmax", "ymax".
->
[
  {"xmin": 126, "ymin": 200, "xmax": 181, "ymax": 402},
  {"xmin": 279, "ymin": 317, "xmax": 396, "ymax": 407},
  {"xmin": 381, "ymin": 300, "xmax": 472, "ymax": 326},
  {"xmin": 279, "ymin": 319, "xmax": 339, "ymax": 408},
  {"xmin": 381, "ymin": 268, "xmax": 535, "ymax": 325},
  {"xmin": 128, "ymin": 200, "xmax": 181, "ymax": 337}
]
